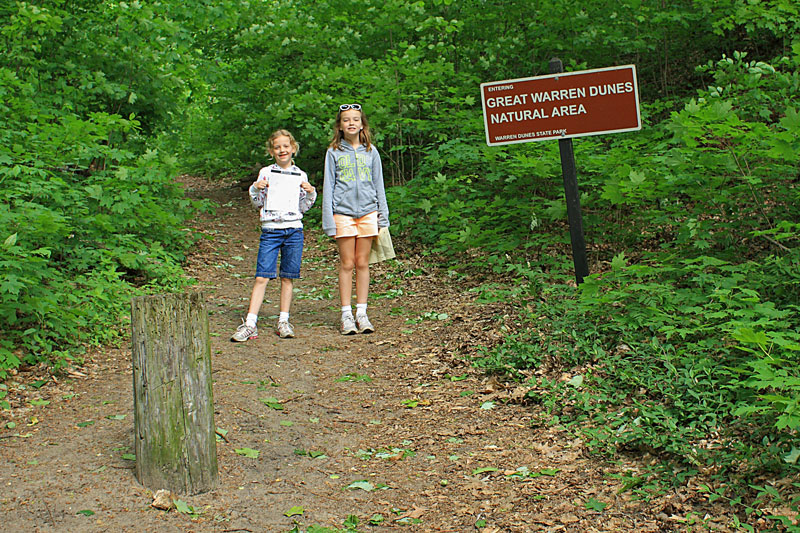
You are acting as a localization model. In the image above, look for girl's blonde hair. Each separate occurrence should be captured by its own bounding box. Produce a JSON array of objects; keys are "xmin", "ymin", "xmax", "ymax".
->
[
  {"xmin": 328, "ymin": 107, "xmax": 373, "ymax": 151},
  {"xmin": 267, "ymin": 129, "xmax": 299, "ymax": 157}
]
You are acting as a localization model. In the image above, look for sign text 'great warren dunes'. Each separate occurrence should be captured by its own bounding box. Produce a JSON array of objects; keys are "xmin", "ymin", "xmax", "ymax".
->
[{"xmin": 480, "ymin": 65, "xmax": 641, "ymax": 146}]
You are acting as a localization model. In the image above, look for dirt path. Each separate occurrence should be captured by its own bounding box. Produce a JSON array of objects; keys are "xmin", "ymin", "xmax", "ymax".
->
[{"xmin": 0, "ymin": 177, "xmax": 694, "ymax": 532}]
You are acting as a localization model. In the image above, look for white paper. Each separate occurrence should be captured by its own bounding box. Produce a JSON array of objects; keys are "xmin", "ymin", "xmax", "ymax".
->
[{"xmin": 264, "ymin": 171, "xmax": 303, "ymax": 212}]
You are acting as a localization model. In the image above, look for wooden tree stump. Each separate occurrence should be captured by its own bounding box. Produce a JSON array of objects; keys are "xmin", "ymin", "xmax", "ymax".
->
[{"xmin": 130, "ymin": 292, "xmax": 218, "ymax": 495}]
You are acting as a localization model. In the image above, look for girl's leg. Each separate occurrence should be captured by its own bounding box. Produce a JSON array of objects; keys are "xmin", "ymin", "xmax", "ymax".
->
[
  {"xmin": 354, "ymin": 236, "xmax": 374, "ymax": 304},
  {"xmin": 337, "ymin": 236, "xmax": 357, "ymax": 307},
  {"xmin": 279, "ymin": 277, "xmax": 293, "ymax": 314}
]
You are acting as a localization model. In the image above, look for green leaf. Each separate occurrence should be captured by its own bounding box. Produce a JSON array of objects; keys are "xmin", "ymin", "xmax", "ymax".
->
[
  {"xmin": 174, "ymin": 499, "xmax": 192, "ymax": 514},
  {"xmin": 284, "ymin": 506, "xmax": 304, "ymax": 517},
  {"xmin": 783, "ymin": 447, "xmax": 800, "ymax": 464},
  {"xmin": 336, "ymin": 373, "xmax": 372, "ymax": 383},
  {"xmin": 235, "ymin": 448, "xmax": 260, "ymax": 458},
  {"xmin": 346, "ymin": 480, "xmax": 375, "ymax": 491},
  {"xmin": 259, "ymin": 397, "xmax": 283, "ymax": 410},
  {"xmin": 610, "ymin": 252, "xmax": 627, "ymax": 270},
  {"xmin": 76, "ymin": 510, "xmax": 95, "ymax": 516},
  {"xmin": 566, "ymin": 375, "xmax": 584, "ymax": 387},
  {"xmin": 585, "ymin": 497, "xmax": 608, "ymax": 512},
  {"xmin": 472, "ymin": 467, "xmax": 499, "ymax": 475},
  {"xmin": 106, "ymin": 414, "xmax": 126, "ymax": 420},
  {"xmin": 121, "ymin": 454, "xmax": 136, "ymax": 461},
  {"xmin": 628, "ymin": 169, "xmax": 646, "ymax": 185}
]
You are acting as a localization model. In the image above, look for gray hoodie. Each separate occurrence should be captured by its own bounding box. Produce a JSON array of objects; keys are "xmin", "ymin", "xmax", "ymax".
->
[{"xmin": 322, "ymin": 140, "xmax": 389, "ymax": 237}]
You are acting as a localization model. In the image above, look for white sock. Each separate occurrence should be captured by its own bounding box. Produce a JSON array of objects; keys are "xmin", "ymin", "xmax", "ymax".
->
[
  {"xmin": 341, "ymin": 306, "xmax": 353, "ymax": 318},
  {"xmin": 279, "ymin": 311, "xmax": 289, "ymax": 323},
  {"xmin": 356, "ymin": 303, "xmax": 368, "ymax": 316},
  {"xmin": 246, "ymin": 313, "xmax": 258, "ymax": 328}
]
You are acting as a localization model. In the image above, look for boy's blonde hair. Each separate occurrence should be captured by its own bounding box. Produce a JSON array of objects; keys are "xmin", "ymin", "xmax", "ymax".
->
[
  {"xmin": 328, "ymin": 107, "xmax": 373, "ymax": 151},
  {"xmin": 267, "ymin": 129, "xmax": 299, "ymax": 156}
]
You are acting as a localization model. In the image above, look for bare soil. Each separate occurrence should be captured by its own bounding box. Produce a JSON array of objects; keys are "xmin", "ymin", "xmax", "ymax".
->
[{"xmin": 0, "ymin": 176, "xmax": 741, "ymax": 532}]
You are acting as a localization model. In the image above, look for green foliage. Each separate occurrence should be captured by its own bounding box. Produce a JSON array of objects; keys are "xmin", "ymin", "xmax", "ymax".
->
[
  {"xmin": 0, "ymin": 2, "xmax": 206, "ymax": 377},
  {"xmin": 435, "ymin": 26, "xmax": 799, "ymax": 524},
  {"xmin": 173, "ymin": 0, "xmax": 790, "ymax": 182},
  {"xmin": 482, "ymin": 248, "xmax": 800, "ymax": 522}
]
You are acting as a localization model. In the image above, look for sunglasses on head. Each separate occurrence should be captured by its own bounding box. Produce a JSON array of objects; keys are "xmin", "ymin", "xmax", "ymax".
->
[{"xmin": 339, "ymin": 104, "xmax": 361, "ymax": 111}]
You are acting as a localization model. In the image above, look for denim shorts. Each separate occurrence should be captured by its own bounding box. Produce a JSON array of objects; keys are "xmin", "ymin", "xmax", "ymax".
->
[{"xmin": 255, "ymin": 227, "xmax": 304, "ymax": 279}]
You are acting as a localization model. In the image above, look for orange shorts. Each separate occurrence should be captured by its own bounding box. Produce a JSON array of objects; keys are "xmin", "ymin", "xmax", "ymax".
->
[{"xmin": 333, "ymin": 211, "xmax": 378, "ymax": 239}]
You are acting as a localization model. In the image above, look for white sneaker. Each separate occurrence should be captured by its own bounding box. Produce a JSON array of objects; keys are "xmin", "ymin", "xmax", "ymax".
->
[
  {"xmin": 341, "ymin": 314, "xmax": 357, "ymax": 335},
  {"xmin": 276, "ymin": 320, "xmax": 295, "ymax": 338},
  {"xmin": 231, "ymin": 321, "xmax": 258, "ymax": 342},
  {"xmin": 356, "ymin": 314, "xmax": 374, "ymax": 334}
]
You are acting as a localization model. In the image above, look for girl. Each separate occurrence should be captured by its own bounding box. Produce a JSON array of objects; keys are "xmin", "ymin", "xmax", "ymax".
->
[
  {"xmin": 231, "ymin": 129, "xmax": 316, "ymax": 342},
  {"xmin": 322, "ymin": 104, "xmax": 389, "ymax": 335}
]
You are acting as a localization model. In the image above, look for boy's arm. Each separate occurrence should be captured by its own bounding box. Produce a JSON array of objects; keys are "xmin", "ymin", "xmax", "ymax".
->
[
  {"xmin": 299, "ymin": 174, "xmax": 317, "ymax": 213},
  {"xmin": 250, "ymin": 168, "xmax": 269, "ymax": 208}
]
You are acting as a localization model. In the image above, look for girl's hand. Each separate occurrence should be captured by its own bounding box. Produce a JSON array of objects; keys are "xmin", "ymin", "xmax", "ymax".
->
[
  {"xmin": 254, "ymin": 179, "xmax": 268, "ymax": 190},
  {"xmin": 300, "ymin": 182, "xmax": 315, "ymax": 193}
]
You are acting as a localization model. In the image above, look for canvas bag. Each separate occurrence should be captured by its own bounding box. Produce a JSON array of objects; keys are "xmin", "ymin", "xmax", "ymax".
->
[{"xmin": 369, "ymin": 227, "xmax": 396, "ymax": 264}]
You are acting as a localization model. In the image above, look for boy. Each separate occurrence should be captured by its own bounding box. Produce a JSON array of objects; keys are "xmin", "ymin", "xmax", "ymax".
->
[{"xmin": 231, "ymin": 130, "xmax": 316, "ymax": 341}]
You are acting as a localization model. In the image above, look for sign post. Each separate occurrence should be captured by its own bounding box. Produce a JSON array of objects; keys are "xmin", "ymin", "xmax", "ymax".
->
[
  {"xmin": 480, "ymin": 61, "xmax": 641, "ymax": 285},
  {"xmin": 550, "ymin": 57, "xmax": 588, "ymax": 285}
]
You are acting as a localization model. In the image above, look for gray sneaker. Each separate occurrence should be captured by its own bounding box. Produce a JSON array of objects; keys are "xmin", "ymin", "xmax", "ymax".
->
[
  {"xmin": 276, "ymin": 320, "xmax": 295, "ymax": 338},
  {"xmin": 231, "ymin": 321, "xmax": 258, "ymax": 342},
  {"xmin": 341, "ymin": 314, "xmax": 357, "ymax": 335},
  {"xmin": 356, "ymin": 314, "xmax": 374, "ymax": 334}
]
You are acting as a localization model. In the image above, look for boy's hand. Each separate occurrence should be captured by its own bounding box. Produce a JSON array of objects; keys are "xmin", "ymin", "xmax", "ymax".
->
[
  {"xmin": 254, "ymin": 179, "xmax": 268, "ymax": 190},
  {"xmin": 300, "ymin": 182, "xmax": 315, "ymax": 193}
]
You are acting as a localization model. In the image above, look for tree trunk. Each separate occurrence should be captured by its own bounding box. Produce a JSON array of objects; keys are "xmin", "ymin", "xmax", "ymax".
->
[{"xmin": 130, "ymin": 292, "xmax": 218, "ymax": 495}]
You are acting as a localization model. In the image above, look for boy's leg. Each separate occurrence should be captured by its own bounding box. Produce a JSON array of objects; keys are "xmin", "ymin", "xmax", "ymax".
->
[
  {"xmin": 248, "ymin": 277, "xmax": 269, "ymax": 315},
  {"xmin": 279, "ymin": 277, "xmax": 293, "ymax": 314},
  {"xmin": 276, "ymin": 280, "xmax": 295, "ymax": 338},
  {"xmin": 231, "ymin": 276, "xmax": 268, "ymax": 342},
  {"xmin": 252, "ymin": 229, "xmax": 282, "ymax": 315},
  {"xmin": 277, "ymin": 228, "xmax": 303, "ymax": 302},
  {"xmin": 232, "ymin": 230, "xmax": 279, "ymax": 342},
  {"xmin": 276, "ymin": 228, "xmax": 303, "ymax": 338}
]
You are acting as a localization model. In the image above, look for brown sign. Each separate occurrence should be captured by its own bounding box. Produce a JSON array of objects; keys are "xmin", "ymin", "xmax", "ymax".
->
[{"xmin": 481, "ymin": 65, "xmax": 641, "ymax": 146}]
